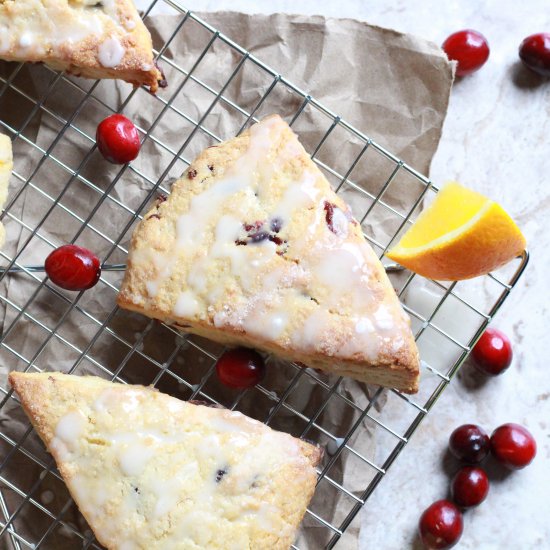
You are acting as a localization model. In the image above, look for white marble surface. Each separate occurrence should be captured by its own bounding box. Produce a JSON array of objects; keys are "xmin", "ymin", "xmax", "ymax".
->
[{"xmin": 156, "ymin": 1, "xmax": 550, "ymax": 548}]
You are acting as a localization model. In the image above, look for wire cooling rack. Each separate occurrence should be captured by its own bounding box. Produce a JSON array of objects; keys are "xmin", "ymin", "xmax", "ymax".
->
[{"xmin": 0, "ymin": 2, "xmax": 528, "ymax": 549}]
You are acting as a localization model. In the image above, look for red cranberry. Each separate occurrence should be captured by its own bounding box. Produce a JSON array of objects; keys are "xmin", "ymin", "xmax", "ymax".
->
[
  {"xmin": 270, "ymin": 218, "xmax": 282, "ymax": 233},
  {"xmin": 490, "ymin": 423, "xmax": 537, "ymax": 470},
  {"xmin": 472, "ymin": 328, "xmax": 513, "ymax": 376},
  {"xmin": 216, "ymin": 348, "xmax": 265, "ymax": 389},
  {"xmin": 249, "ymin": 231, "xmax": 269, "ymax": 243},
  {"xmin": 44, "ymin": 245, "xmax": 101, "ymax": 291},
  {"xmin": 449, "ymin": 424, "xmax": 490, "ymax": 463},
  {"xmin": 519, "ymin": 33, "xmax": 550, "ymax": 77},
  {"xmin": 442, "ymin": 30, "xmax": 490, "ymax": 77},
  {"xmin": 451, "ymin": 466, "xmax": 489, "ymax": 508},
  {"xmin": 419, "ymin": 500, "xmax": 463, "ymax": 549},
  {"xmin": 324, "ymin": 201, "xmax": 335, "ymax": 231},
  {"xmin": 96, "ymin": 114, "xmax": 141, "ymax": 164}
]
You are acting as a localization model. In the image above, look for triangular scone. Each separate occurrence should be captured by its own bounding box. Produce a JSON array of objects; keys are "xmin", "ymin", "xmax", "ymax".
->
[
  {"xmin": 10, "ymin": 372, "xmax": 321, "ymax": 550},
  {"xmin": 118, "ymin": 115, "xmax": 420, "ymax": 393},
  {"xmin": 0, "ymin": 134, "xmax": 12, "ymax": 247},
  {"xmin": 0, "ymin": 0, "xmax": 164, "ymax": 92}
]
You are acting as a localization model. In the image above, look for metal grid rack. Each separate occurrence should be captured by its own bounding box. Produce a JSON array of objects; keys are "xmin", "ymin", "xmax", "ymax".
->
[{"xmin": 0, "ymin": 2, "xmax": 528, "ymax": 549}]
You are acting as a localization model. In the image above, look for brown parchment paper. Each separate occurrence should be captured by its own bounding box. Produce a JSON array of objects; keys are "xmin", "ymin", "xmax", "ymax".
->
[{"xmin": 0, "ymin": 11, "xmax": 452, "ymax": 550}]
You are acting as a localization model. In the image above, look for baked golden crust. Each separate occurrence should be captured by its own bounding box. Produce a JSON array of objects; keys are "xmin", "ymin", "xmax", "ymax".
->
[
  {"xmin": 0, "ymin": 133, "xmax": 12, "ymax": 247},
  {"xmin": 10, "ymin": 371, "xmax": 321, "ymax": 549},
  {"xmin": 0, "ymin": 0, "xmax": 164, "ymax": 92},
  {"xmin": 118, "ymin": 115, "xmax": 420, "ymax": 393}
]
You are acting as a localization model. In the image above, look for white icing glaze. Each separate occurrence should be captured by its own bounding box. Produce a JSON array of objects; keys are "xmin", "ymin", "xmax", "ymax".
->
[
  {"xmin": 247, "ymin": 310, "xmax": 288, "ymax": 340},
  {"xmin": 98, "ymin": 36, "xmax": 125, "ymax": 68},
  {"xmin": 339, "ymin": 328, "xmax": 380, "ymax": 361},
  {"xmin": 209, "ymin": 215, "xmax": 273, "ymax": 288},
  {"xmin": 145, "ymin": 280, "xmax": 159, "ymax": 297},
  {"xmin": 273, "ymin": 169, "xmax": 318, "ymax": 223},
  {"xmin": 355, "ymin": 317, "xmax": 375, "ymax": 334},
  {"xmin": 187, "ymin": 258, "xmax": 209, "ymax": 294},
  {"xmin": 314, "ymin": 249, "xmax": 362, "ymax": 302},
  {"xmin": 173, "ymin": 290, "xmax": 200, "ymax": 317},
  {"xmin": 331, "ymin": 207, "xmax": 349, "ymax": 237},
  {"xmin": 19, "ymin": 33, "xmax": 34, "ymax": 49},
  {"xmin": 374, "ymin": 304, "xmax": 395, "ymax": 331},
  {"xmin": 177, "ymin": 179, "xmax": 246, "ymax": 249},
  {"xmin": 120, "ymin": 390, "xmax": 141, "ymax": 413},
  {"xmin": 296, "ymin": 309, "xmax": 332, "ymax": 351},
  {"xmin": 92, "ymin": 389, "xmax": 113, "ymax": 413},
  {"xmin": 50, "ymin": 437, "xmax": 70, "ymax": 460},
  {"xmin": 118, "ymin": 441, "xmax": 156, "ymax": 476},
  {"xmin": 55, "ymin": 410, "xmax": 86, "ymax": 446}
]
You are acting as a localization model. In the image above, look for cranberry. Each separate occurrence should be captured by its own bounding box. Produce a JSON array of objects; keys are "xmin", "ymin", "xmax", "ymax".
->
[
  {"xmin": 519, "ymin": 33, "xmax": 550, "ymax": 77},
  {"xmin": 451, "ymin": 466, "xmax": 489, "ymax": 508},
  {"xmin": 449, "ymin": 424, "xmax": 490, "ymax": 463},
  {"xmin": 490, "ymin": 423, "xmax": 537, "ymax": 470},
  {"xmin": 249, "ymin": 231, "xmax": 269, "ymax": 243},
  {"xmin": 238, "ymin": 220, "xmax": 287, "ymax": 248},
  {"xmin": 418, "ymin": 500, "xmax": 463, "ymax": 549},
  {"xmin": 442, "ymin": 30, "xmax": 490, "ymax": 77},
  {"xmin": 268, "ymin": 235, "xmax": 283, "ymax": 245},
  {"xmin": 216, "ymin": 348, "xmax": 265, "ymax": 389},
  {"xmin": 472, "ymin": 328, "xmax": 513, "ymax": 376},
  {"xmin": 324, "ymin": 201, "xmax": 335, "ymax": 231},
  {"xmin": 44, "ymin": 245, "xmax": 101, "ymax": 291},
  {"xmin": 270, "ymin": 218, "xmax": 282, "ymax": 233},
  {"xmin": 244, "ymin": 221, "xmax": 264, "ymax": 232},
  {"xmin": 96, "ymin": 114, "xmax": 141, "ymax": 164}
]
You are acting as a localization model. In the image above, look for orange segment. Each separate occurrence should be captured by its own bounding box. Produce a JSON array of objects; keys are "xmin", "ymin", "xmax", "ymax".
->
[{"xmin": 387, "ymin": 182, "xmax": 526, "ymax": 280}]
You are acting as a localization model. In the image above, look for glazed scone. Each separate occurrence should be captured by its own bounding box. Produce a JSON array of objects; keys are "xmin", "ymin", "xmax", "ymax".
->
[
  {"xmin": 0, "ymin": 134, "xmax": 12, "ymax": 247},
  {"xmin": 118, "ymin": 115, "xmax": 420, "ymax": 393},
  {"xmin": 10, "ymin": 371, "xmax": 321, "ymax": 550},
  {"xmin": 0, "ymin": 0, "xmax": 164, "ymax": 92}
]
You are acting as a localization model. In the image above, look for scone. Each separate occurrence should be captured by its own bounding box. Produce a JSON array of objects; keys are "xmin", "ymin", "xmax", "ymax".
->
[
  {"xmin": 118, "ymin": 115, "xmax": 420, "ymax": 393},
  {"xmin": 0, "ymin": 0, "xmax": 164, "ymax": 92},
  {"xmin": 0, "ymin": 134, "xmax": 12, "ymax": 247},
  {"xmin": 10, "ymin": 371, "xmax": 321, "ymax": 550}
]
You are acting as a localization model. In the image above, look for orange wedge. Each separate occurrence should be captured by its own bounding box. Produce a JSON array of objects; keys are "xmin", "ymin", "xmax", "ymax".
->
[{"xmin": 387, "ymin": 182, "xmax": 526, "ymax": 280}]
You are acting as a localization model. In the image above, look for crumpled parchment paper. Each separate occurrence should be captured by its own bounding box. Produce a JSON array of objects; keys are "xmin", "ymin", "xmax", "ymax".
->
[{"xmin": 0, "ymin": 10, "xmax": 452, "ymax": 549}]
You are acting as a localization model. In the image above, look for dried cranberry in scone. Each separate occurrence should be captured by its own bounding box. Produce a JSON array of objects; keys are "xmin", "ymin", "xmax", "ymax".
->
[{"xmin": 324, "ymin": 201, "xmax": 350, "ymax": 236}]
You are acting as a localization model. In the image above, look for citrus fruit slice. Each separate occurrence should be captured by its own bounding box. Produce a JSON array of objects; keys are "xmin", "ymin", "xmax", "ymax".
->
[{"xmin": 387, "ymin": 182, "xmax": 526, "ymax": 280}]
